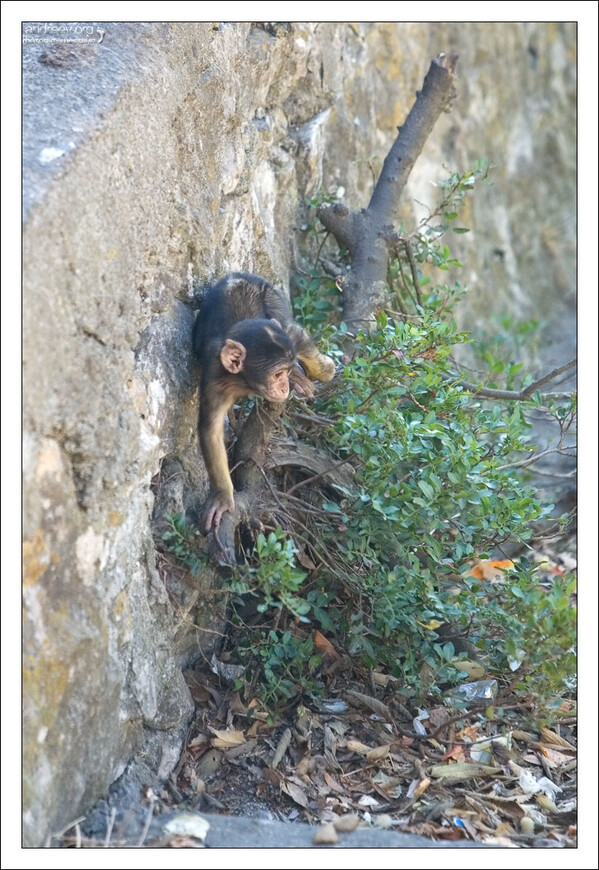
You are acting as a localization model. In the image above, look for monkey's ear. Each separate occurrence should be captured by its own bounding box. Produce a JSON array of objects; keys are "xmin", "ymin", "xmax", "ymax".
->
[{"xmin": 221, "ymin": 339, "xmax": 247, "ymax": 374}]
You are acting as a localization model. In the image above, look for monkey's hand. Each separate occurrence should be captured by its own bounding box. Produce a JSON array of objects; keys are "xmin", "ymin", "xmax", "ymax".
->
[
  {"xmin": 289, "ymin": 365, "xmax": 316, "ymax": 399},
  {"xmin": 201, "ymin": 490, "xmax": 235, "ymax": 533}
]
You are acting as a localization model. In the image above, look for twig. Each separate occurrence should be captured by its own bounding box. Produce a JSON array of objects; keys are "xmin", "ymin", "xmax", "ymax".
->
[
  {"xmin": 422, "ymin": 700, "xmax": 535, "ymax": 741},
  {"xmin": 277, "ymin": 491, "xmax": 332, "ymax": 516},
  {"xmin": 104, "ymin": 807, "xmax": 116, "ymax": 848},
  {"xmin": 528, "ymin": 467, "xmax": 576, "ymax": 480},
  {"xmin": 137, "ymin": 797, "xmax": 155, "ymax": 847},
  {"xmin": 44, "ymin": 815, "xmax": 87, "ymax": 847},
  {"xmin": 244, "ymin": 457, "xmax": 292, "ymax": 516},
  {"xmin": 407, "ymin": 392, "xmax": 428, "ymax": 413},
  {"xmin": 287, "ymin": 409, "xmax": 335, "ymax": 426},
  {"xmin": 397, "ymin": 256, "xmax": 419, "ymax": 309},
  {"xmin": 403, "ymin": 237, "xmax": 423, "ymax": 307},
  {"xmin": 286, "ymin": 456, "xmax": 354, "ymax": 495},
  {"xmin": 354, "ymin": 388, "xmax": 385, "ymax": 413},
  {"xmin": 383, "ymin": 307, "xmax": 422, "ymax": 320},
  {"xmin": 520, "ymin": 359, "xmax": 576, "ymax": 396},
  {"xmin": 495, "ymin": 408, "xmax": 575, "ymax": 473},
  {"xmin": 314, "ymin": 229, "xmax": 331, "ymax": 269},
  {"xmin": 457, "ymin": 359, "xmax": 576, "ymax": 401},
  {"xmin": 495, "ymin": 446, "xmax": 565, "ymax": 472}
]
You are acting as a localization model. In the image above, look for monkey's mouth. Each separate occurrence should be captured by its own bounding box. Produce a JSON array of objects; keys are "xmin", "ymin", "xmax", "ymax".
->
[{"xmin": 262, "ymin": 386, "xmax": 290, "ymax": 402}]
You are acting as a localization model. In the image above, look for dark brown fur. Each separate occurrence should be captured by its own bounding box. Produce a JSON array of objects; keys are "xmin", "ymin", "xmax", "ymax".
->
[{"xmin": 193, "ymin": 273, "xmax": 335, "ymax": 531}]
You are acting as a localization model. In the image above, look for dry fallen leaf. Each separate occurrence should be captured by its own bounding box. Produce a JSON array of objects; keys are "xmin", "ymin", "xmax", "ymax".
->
[
  {"xmin": 314, "ymin": 630, "xmax": 339, "ymax": 660},
  {"xmin": 536, "ymin": 794, "xmax": 559, "ymax": 814},
  {"xmin": 209, "ymin": 728, "xmax": 246, "ymax": 749},
  {"xmin": 454, "ymin": 660, "xmax": 486, "ymax": 680},
  {"xmin": 324, "ymin": 772, "xmax": 345, "ymax": 793},
  {"xmin": 357, "ymin": 795, "xmax": 380, "ymax": 808},
  {"xmin": 530, "ymin": 746, "xmax": 575, "ymax": 767},
  {"xmin": 428, "ymin": 706, "xmax": 451, "ymax": 728},
  {"xmin": 494, "ymin": 821, "xmax": 515, "ymax": 838},
  {"xmin": 281, "ymin": 779, "xmax": 310, "ymax": 808},
  {"xmin": 457, "ymin": 724, "xmax": 481, "ymax": 741},
  {"xmin": 347, "ymin": 739, "xmax": 372, "ymax": 755},
  {"xmin": 225, "ymin": 737, "xmax": 259, "ymax": 760},
  {"xmin": 413, "ymin": 778, "xmax": 431, "ymax": 799},
  {"xmin": 366, "ymin": 744, "xmax": 390, "ymax": 763},
  {"xmin": 430, "ymin": 762, "xmax": 500, "ymax": 782},
  {"xmin": 344, "ymin": 690, "xmax": 392, "ymax": 720},
  {"xmin": 263, "ymin": 768, "xmax": 283, "ymax": 788},
  {"xmin": 465, "ymin": 559, "xmax": 514, "ymax": 581},
  {"xmin": 512, "ymin": 729, "xmax": 537, "ymax": 743},
  {"xmin": 296, "ymin": 550, "xmax": 317, "ymax": 570},
  {"xmin": 442, "ymin": 745, "xmax": 465, "ymax": 762},
  {"xmin": 481, "ymin": 796, "xmax": 527, "ymax": 821},
  {"xmin": 270, "ymin": 727, "xmax": 292, "ymax": 770},
  {"xmin": 371, "ymin": 671, "xmax": 399, "ymax": 687},
  {"xmin": 539, "ymin": 727, "xmax": 576, "ymax": 751}
]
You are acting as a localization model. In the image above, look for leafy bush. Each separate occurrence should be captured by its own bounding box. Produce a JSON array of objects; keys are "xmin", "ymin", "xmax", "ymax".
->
[{"xmin": 294, "ymin": 309, "xmax": 574, "ymax": 698}]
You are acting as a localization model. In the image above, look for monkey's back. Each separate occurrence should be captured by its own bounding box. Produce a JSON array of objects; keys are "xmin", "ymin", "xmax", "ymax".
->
[{"xmin": 193, "ymin": 273, "xmax": 289, "ymax": 362}]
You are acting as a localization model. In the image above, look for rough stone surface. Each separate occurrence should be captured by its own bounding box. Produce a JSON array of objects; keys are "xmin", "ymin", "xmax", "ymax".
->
[{"xmin": 22, "ymin": 22, "xmax": 575, "ymax": 846}]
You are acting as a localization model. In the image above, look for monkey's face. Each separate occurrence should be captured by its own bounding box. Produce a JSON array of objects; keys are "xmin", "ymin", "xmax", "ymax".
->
[
  {"xmin": 257, "ymin": 364, "xmax": 291, "ymax": 402},
  {"xmin": 220, "ymin": 319, "xmax": 295, "ymax": 402}
]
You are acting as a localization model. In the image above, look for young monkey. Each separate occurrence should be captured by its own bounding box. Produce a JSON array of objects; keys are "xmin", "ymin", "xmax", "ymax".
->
[{"xmin": 193, "ymin": 273, "xmax": 335, "ymax": 532}]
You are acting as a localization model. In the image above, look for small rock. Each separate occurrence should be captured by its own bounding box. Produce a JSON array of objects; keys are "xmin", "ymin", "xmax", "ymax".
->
[
  {"xmin": 333, "ymin": 814, "xmax": 360, "ymax": 833},
  {"xmin": 164, "ymin": 813, "xmax": 210, "ymax": 842},
  {"xmin": 374, "ymin": 814, "xmax": 393, "ymax": 829},
  {"xmin": 313, "ymin": 823, "xmax": 339, "ymax": 844},
  {"xmin": 520, "ymin": 816, "xmax": 535, "ymax": 835}
]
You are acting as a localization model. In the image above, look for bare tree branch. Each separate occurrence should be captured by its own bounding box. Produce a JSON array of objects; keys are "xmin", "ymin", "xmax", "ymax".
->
[
  {"xmin": 495, "ymin": 446, "xmax": 574, "ymax": 472},
  {"xmin": 318, "ymin": 53, "xmax": 458, "ymax": 330},
  {"xmin": 456, "ymin": 359, "xmax": 576, "ymax": 401},
  {"xmin": 529, "ymin": 467, "xmax": 576, "ymax": 480}
]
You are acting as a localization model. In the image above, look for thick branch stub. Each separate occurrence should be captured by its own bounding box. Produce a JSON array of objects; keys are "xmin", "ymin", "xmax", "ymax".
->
[
  {"xmin": 317, "ymin": 202, "xmax": 357, "ymax": 250},
  {"xmin": 437, "ymin": 52, "xmax": 458, "ymax": 75}
]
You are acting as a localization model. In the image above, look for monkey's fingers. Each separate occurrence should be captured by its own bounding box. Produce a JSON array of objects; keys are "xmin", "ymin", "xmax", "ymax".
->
[
  {"xmin": 202, "ymin": 493, "xmax": 235, "ymax": 533},
  {"xmin": 203, "ymin": 504, "xmax": 219, "ymax": 533},
  {"xmin": 289, "ymin": 367, "xmax": 315, "ymax": 399}
]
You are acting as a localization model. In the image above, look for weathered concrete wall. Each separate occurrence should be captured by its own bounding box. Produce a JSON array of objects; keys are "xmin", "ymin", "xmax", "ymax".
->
[{"xmin": 22, "ymin": 22, "xmax": 575, "ymax": 845}]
